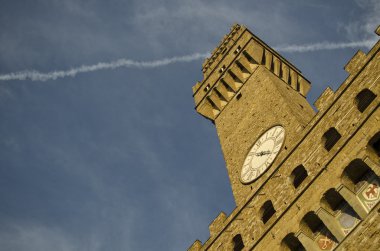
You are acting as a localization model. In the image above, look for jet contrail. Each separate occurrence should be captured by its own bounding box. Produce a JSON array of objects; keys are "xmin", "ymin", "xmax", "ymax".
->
[
  {"xmin": 275, "ymin": 39, "xmax": 377, "ymax": 53},
  {"xmin": 0, "ymin": 39, "xmax": 377, "ymax": 82},
  {"xmin": 0, "ymin": 53, "xmax": 210, "ymax": 82}
]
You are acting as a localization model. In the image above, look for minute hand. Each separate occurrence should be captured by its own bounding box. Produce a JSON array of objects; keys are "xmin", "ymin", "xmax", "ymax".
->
[{"xmin": 255, "ymin": 150, "xmax": 271, "ymax": 156}]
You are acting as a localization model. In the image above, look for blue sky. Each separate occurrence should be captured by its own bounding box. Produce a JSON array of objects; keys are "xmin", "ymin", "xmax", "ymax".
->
[{"xmin": 0, "ymin": 0, "xmax": 379, "ymax": 250}]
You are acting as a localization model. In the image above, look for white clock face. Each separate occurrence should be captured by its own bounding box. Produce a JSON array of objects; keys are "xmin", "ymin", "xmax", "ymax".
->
[{"xmin": 240, "ymin": 125, "xmax": 285, "ymax": 184}]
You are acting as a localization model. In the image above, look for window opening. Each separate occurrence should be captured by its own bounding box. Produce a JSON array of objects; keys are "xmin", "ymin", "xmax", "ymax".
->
[
  {"xmin": 369, "ymin": 132, "xmax": 380, "ymax": 157},
  {"xmin": 291, "ymin": 165, "xmax": 308, "ymax": 188},
  {"xmin": 322, "ymin": 128, "xmax": 341, "ymax": 151},
  {"xmin": 261, "ymin": 200, "xmax": 276, "ymax": 224},
  {"xmin": 300, "ymin": 212, "xmax": 323, "ymax": 237},
  {"xmin": 219, "ymin": 65, "xmax": 226, "ymax": 73},
  {"xmin": 321, "ymin": 189, "xmax": 345, "ymax": 213},
  {"xmin": 342, "ymin": 159, "xmax": 376, "ymax": 192},
  {"xmin": 232, "ymin": 234, "xmax": 244, "ymax": 251},
  {"xmin": 356, "ymin": 89, "xmax": 376, "ymax": 112},
  {"xmin": 234, "ymin": 45, "xmax": 241, "ymax": 54},
  {"xmin": 281, "ymin": 233, "xmax": 305, "ymax": 251},
  {"xmin": 203, "ymin": 84, "xmax": 211, "ymax": 92}
]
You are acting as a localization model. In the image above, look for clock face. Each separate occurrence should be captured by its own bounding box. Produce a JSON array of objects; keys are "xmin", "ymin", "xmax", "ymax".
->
[{"xmin": 240, "ymin": 125, "xmax": 285, "ymax": 184}]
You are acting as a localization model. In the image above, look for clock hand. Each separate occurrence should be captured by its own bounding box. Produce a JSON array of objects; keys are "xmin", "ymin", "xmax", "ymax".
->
[{"xmin": 255, "ymin": 150, "xmax": 271, "ymax": 156}]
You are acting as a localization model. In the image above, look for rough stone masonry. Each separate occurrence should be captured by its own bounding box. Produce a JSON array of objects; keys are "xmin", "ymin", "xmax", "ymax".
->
[{"xmin": 188, "ymin": 24, "xmax": 380, "ymax": 251}]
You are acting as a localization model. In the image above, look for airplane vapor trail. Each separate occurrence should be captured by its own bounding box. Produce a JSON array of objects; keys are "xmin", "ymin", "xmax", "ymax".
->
[
  {"xmin": 0, "ymin": 39, "xmax": 377, "ymax": 82},
  {"xmin": 275, "ymin": 39, "xmax": 376, "ymax": 53},
  {"xmin": 0, "ymin": 53, "xmax": 210, "ymax": 82}
]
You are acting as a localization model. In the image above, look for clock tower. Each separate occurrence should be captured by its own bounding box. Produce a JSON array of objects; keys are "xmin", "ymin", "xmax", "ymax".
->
[
  {"xmin": 189, "ymin": 24, "xmax": 380, "ymax": 251},
  {"xmin": 192, "ymin": 24, "xmax": 315, "ymax": 207}
]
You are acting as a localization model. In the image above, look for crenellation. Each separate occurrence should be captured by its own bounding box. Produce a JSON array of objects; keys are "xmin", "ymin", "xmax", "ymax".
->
[
  {"xmin": 344, "ymin": 50, "xmax": 367, "ymax": 75},
  {"xmin": 188, "ymin": 240, "xmax": 202, "ymax": 251},
  {"xmin": 209, "ymin": 212, "xmax": 227, "ymax": 237}
]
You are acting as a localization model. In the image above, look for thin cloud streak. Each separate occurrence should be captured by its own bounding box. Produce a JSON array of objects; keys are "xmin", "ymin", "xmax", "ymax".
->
[
  {"xmin": 0, "ymin": 53, "xmax": 210, "ymax": 82},
  {"xmin": 0, "ymin": 39, "xmax": 377, "ymax": 82},
  {"xmin": 275, "ymin": 39, "xmax": 377, "ymax": 52}
]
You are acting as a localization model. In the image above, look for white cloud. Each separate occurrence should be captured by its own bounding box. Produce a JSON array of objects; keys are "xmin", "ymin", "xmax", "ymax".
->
[
  {"xmin": 131, "ymin": 0, "xmax": 302, "ymax": 53},
  {"xmin": 341, "ymin": 0, "xmax": 380, "ymax": 40}
]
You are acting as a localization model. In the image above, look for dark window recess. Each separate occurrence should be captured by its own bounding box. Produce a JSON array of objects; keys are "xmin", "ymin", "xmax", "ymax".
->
[
  {"xmin": 322, "ymin": 189, "xmax": 345, "ymax": 212},
  {"xmin": 291, "ymin": 165, "xmax": 308, "ymax": 188},
  {"xmin": 323, "ymin": 128, "xmax": 341, "ymax": 151},
  {"xmin": 232, "ymin": 234, "xmax": 244, "ymax": 251},
  {"xmin": 234, "ymin": 45, "xmax": 241, "ymax": 54},
  {"xmin": 356, "ymin": 89, "xmax": 376, "ymax": 112},
  {"xmin": 261, "ymin": 200, "xmax": 276, "ymax": 224},
  {"xmin": 282, "ymin": 233, "xmax": 305, "ymax": 251},
  {"xmin": 302, "ymin": 212, "xmax": 323, "ymax": 234},
  {"xmin": 219, "ymin": 65, "xmax": 226, "ymax": 73},
  {"xmin": 369, "ymin": 132, "xmax": 380, "ymax": 156},
  {"xmin": 343, "ymin": 159, "xmax": 376, "ymax": 192}
]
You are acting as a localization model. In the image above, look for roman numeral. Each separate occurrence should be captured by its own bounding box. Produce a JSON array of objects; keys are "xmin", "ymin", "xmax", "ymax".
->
[
  {"xmin": 275, "ymin": 130, "xmax": 284, "ymax": 138},
  {"xmin": 256, "ymin": 140, "xmax": 262, "ymax": 147},
  {"xmin": 271, "ymin": 128, "xmax": 277, "ymax": 136},
  {"xmin": 242, "ymin": 168, "xmax": 251, "ymax": 178},
  {"xmin": 274, "ymin": 139, "xmax": 283, "ymax": 147},
  {"xmin": 248, "ymin": 151, "xmax": 256, "ymax": 157}
]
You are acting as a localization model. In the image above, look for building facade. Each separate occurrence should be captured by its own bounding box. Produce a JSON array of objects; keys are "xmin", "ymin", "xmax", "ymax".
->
[{"xmin": 188, "ymin": 24, "xmax": 380, "ymax": 250}]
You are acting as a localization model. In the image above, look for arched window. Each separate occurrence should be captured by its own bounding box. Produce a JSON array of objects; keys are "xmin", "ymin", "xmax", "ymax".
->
[
  {"xmin": 355, "ymin": 89, "xmax": 376, "ymax": 112},
  {"xmin": 300, "ymin": 212, "xmax": 323, "ymax": 237},
  {"xmin": 281, "ymin": 233, "xmax": 305, "ymax": 251},
  {"xmin": 321, "ymin": 188, "xmax": 346, "ymax": 213},
  {"xmin": 369, "ymin": 131, "xmax": 380, "ymax": 157},
  {"xmin": 342, "ymin": 159, "xmax": 376, "ymax": 192},
  {"xmin": 261, "ymin": 200, "xmax": 276, "ymax": 224},
  {"xmin": 232, "ymin": 234, "xmax": 244, "ymax": 251},
  {"xmin": 290, "ymin": 165, "xmax": 308, "ymax": 188},
  {"xmin": 322, "ymin": 127, "xmax": 341, "ymax": 151}
]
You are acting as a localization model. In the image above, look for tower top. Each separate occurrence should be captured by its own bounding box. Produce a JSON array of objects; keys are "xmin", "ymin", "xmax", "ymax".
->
[
  {"xmin": 192, "ymin": 24, "xmax": 312, "ymax": 121},
  {"xmin": 201, "ymin": 24, "xmax": 243, "ymax": 76}
]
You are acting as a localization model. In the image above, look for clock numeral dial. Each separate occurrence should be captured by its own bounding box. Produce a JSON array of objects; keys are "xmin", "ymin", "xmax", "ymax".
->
[{"xmin": 240, "ymin": 125, "xmax": 285, "ymax": 184}]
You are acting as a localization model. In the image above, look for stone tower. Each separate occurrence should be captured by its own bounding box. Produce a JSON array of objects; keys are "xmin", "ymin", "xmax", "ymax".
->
[{"xmin": 189, "ymin": 24, "xmax": 380, "ymax": 250}]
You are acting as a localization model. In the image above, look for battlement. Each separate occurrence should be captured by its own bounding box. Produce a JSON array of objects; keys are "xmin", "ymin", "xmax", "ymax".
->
[
  {"xmin": 201, "ymin": 24, "xmax": 244, "ymax": 77},
  {"xmin": 193, "ymin": 24, "xmax": 311, "ymax": 121}
]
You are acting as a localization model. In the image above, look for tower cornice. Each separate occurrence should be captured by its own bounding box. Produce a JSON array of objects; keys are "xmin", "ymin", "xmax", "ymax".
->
[{"xmin": 193, "ymin": 24, "xmax": 312, "ymax": 121}]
